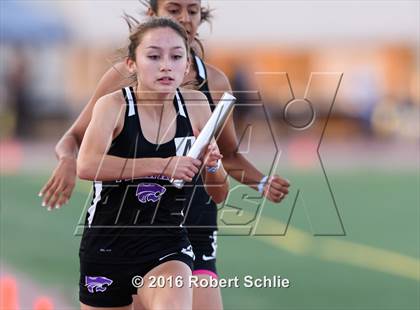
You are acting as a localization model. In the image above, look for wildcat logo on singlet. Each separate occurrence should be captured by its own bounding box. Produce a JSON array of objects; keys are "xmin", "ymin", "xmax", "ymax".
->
[
  {"xmin": 136, "ymin": 183, "xmax": 166, "ymax": 203},
  {"xmin": 85, "ymin": 276, "xmax": 113, "ymax": 293}
]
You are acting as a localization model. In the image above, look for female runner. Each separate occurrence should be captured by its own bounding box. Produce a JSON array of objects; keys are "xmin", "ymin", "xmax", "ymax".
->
[
  {"xmin": 77, "ymin": 17, "xmax": 228, "ymax": 309},
  {"xmin": 40, "ymin": 1, "xmax": 290, "ymax": 309}
]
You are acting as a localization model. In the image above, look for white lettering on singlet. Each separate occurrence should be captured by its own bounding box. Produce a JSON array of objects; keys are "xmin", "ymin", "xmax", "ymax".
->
[
  {"xmin": 174, "ymin": 136, "xmax": 196, "ymax": 157},
  {"xmin": 114, "ymin": 175, "xmax": 170, "ymax": 183}
]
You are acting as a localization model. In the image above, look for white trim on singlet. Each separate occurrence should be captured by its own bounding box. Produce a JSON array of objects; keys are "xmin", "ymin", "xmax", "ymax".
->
[
  {"xmin": 194, "ymin": 55, "xmax": 206, "ymax": 80},
  {"xmin": 87, "ymin": 181, "xmax": 102, "ymax": 228},
  {"xmin": 125, "ymin": 87, "xmax": 136, "ymax": 117},
  {"xmin": 175, "ymin": 90, "xmax": 186, "ymax": 118}
]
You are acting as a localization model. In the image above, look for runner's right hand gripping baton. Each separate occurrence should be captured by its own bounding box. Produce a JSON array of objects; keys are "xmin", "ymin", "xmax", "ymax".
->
[{"xmin": 172, "ymin": 92, "xmax": 236, "ymax": 189}]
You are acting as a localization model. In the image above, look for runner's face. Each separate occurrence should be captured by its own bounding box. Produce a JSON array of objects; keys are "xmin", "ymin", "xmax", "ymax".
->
[
  {"xmin": 155, "ymin": 0, "xmax": 201, "ymax": 43},
  {"xmin": 133, "ymin": 27, "xmax": 188, "ymax": 93}
]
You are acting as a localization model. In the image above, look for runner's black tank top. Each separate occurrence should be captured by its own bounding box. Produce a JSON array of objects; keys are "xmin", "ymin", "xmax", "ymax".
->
[
  {"xmin": 79, "ymin": 87, "xmax": 196, "ymax": 263},
  {"xmin": 183, "ymin": 53, "xmax": 218, "ymax": 229}
]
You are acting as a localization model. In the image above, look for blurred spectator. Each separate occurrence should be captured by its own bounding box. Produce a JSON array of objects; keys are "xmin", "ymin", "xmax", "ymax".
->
[
  {"xmin": 348, "ymin": 67, "xmax": 380, "ymax": 136},
  {"xmin": 371, "ymin": 96, "xmax": 420, "ymax": 140},
  {"xmin": 231, "ymin": 65, "xmax": 253, "ymax": 126},
  {"xmin": 5, "ymin": 46, "xmax": 32, "ymax": 139}
]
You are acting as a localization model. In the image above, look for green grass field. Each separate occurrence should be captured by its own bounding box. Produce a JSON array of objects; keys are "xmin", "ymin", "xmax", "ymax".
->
[{"xmin": 1, "ymin": 170, "xmax": 419, "ymax": 309}]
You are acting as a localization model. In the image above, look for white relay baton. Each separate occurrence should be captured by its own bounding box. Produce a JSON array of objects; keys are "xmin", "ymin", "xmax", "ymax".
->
[{"xmin": 172, "ymin": 92, "xmax": 236, "ymax": 189}]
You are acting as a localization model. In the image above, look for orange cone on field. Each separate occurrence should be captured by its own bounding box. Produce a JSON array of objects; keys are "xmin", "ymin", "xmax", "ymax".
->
[
  {"xmin": 33, "ymin": 296, "xmax": 54, "ymax": 310},
  {"xmin": 0, "ymin": 276, "xmax": 19, "ymax": 310}
]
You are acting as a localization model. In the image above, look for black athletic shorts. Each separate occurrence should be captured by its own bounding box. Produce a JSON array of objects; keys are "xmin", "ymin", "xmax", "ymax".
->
[
  {"xmin": 79, "ymin": 246, "xmax": 194, "ymax": 308},
  {"xmin": 189, "ymin": 228, "xmax": 218, "ymax": 277}
]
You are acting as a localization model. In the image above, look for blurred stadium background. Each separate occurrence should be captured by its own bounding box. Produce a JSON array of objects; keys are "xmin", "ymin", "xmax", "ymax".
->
[{"xmin": 0, "ymin": 0, "xmax": 418, "ymax": 309}]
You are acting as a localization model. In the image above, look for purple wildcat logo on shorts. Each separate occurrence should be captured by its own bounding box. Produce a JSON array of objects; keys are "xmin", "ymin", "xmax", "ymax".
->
[
  {"xmin": 136, "ymin": 183, "xmax": 166, "ymax": 203},
  {"xmin": 85, "ymin": 276, "xmax": 113, "ymax": 293}
]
